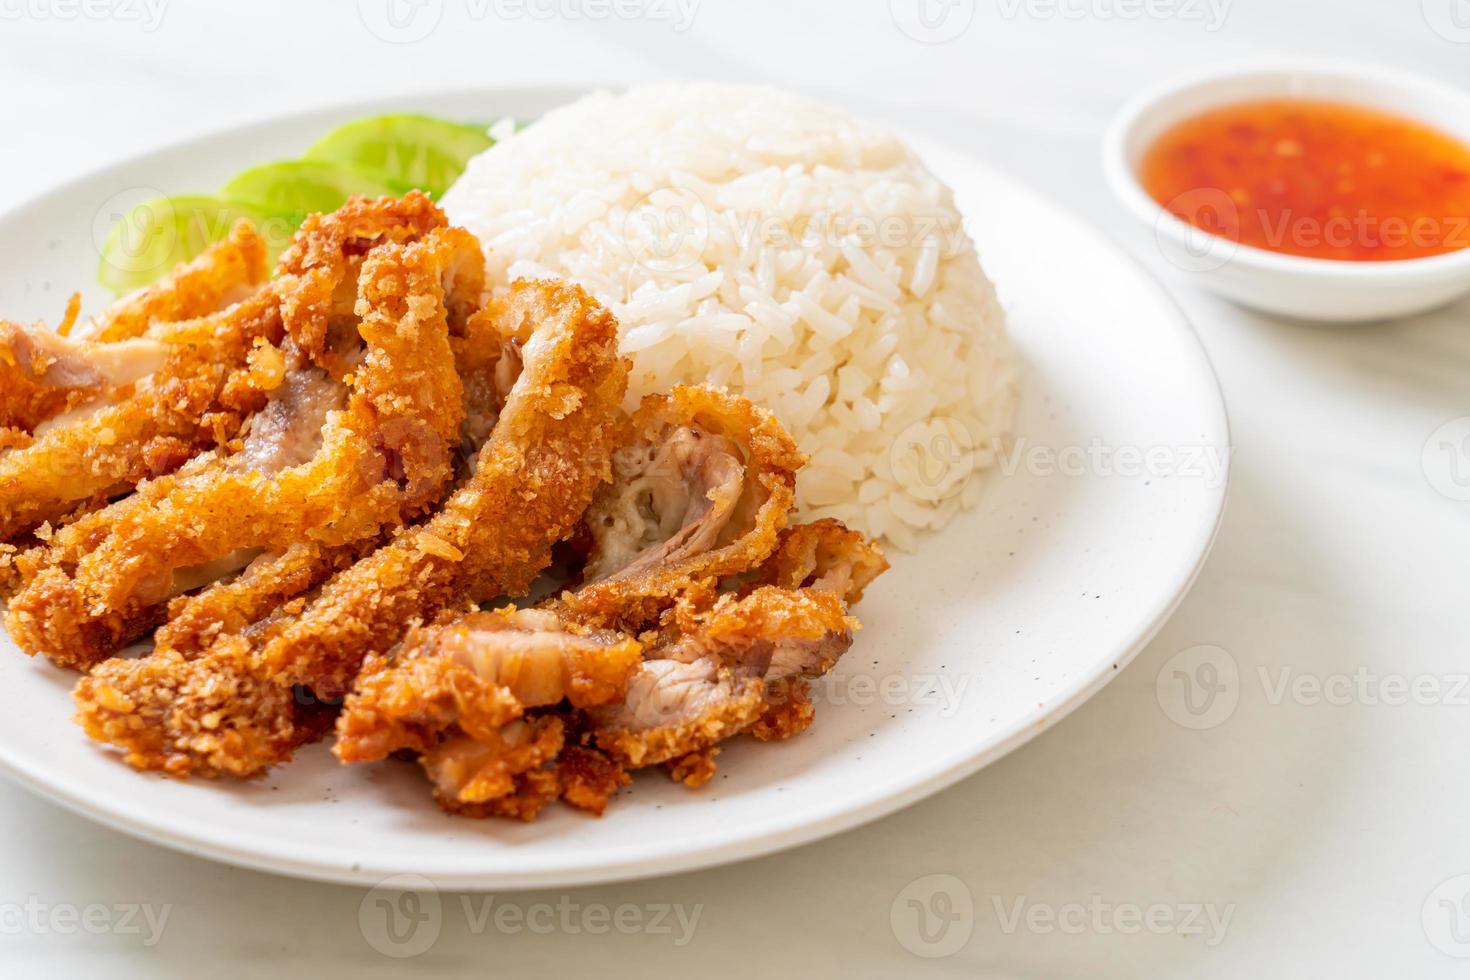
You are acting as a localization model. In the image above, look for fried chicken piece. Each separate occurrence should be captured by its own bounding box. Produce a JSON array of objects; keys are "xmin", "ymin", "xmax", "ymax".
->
[
  {"xmin": 83, "ymin": 220, "xmax": 269, "ymax": 342},
  {"xmin": 435, "ymin": 742, "xmax": 568, "ymax": 821},
  {"xmin": 590, "ymin": 586, "xmax": 857, "ymax": 769},
  {"xmin": 601, "ymin": 518, "xmax": 883, "ymax": 768},
  {"xmin": 7, "ymin": 194, "xmax": 463, "ymax": 541},
  {"xmin": 337, "ymin": 577, "xmax": 864, "ymax": 818},
  {"xmin": 74, "ymin": 636, "xmax": 306, "ymax": 777},
  {"xmin": 72, "ymin": 278, "xmax": 627, "ymax": 779},
  {"xmin": 756, "ymin": 518, "xmax": 889, "ymax": 605},
  {"xmin": 451, "ymin": 292, "xmax": 518, "ymax": 458},
  {"xmin": 422, "ymin": 715, "xmax": 567, "ymax": 810},
  {"xmin": 0, "ymin": 197, "xmax": 457, "ymax": 549},
  {"xmin": 81, "ymin": 229, "xmax": 467, "ymax": 576},
  {"xmin": 67, "ymin": 537, "xmax": 410, "ymax": 778},
  {"xmin": 556, "ymin": 744, "xmax": 631, "ymax": 815},
  {"xmin": 336, "ymin": 607, "xmax": 642, "ymax": 766},
  {"xmin": 566, "ymin": 385, "xmax": 805, "ymax": 629},
  {"xmin": 0, "ymin": 541, "xmax": 28, "ymax": 597},
  {"xmin": 748, "ymin": 678, "xmax": 818, "ymax": 742},
  {"xmin": 0, "ymin": 301, "xmax": 170, "ymax": 433},
  {"xmin": 269, "ymin": 193, "xmax": 451, "ymax": 374},
  {"xmin": 341, "ymin": 613, "xmax": 638, "ymax": 816},
  {"xmin": 154, "ymin": 542, "xmax": 369, "ymax": 657},
  {"xmin": 69, "ymin": 571, "xmax": 450, "ymax": 782},
  {"xmin": 153, "ymin": 277, "xmax": 510, "ymax": 661},
  {"xmin": 260, "ymin": 278, "xmax": 629, "ymax": 702},
  {"xmin": 0, "ymin": 223, "xmax": 269, "ymax": 525},
  {"xmin": 0, "ymin": 288, "xmax": 284, "ymax": 542},
  {"xmin": 11, "ymin": 228, "xmax": 471, "ymax": 669},
  {"xmin": 331, "ymin": 390, "xmax": 882, "ymax": 818}
]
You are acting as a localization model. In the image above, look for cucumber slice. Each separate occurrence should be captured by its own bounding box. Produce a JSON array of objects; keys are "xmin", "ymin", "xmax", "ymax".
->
[
  {"xmin": 221, "ymin": 161, "xmax": 401, "ymax": 222},
  {"xmin": 97, "ymin": 195, "xmax": 276, "ymax": 296},
  {"xmin": 305, "ymin": 115, "xmax": 492, "ymax": 198}
]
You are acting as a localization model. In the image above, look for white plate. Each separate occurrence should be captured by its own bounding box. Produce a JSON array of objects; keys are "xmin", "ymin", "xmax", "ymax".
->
[{"xmin": 0, "ymin": 88, "xmax": 1229, "ymax": 889}]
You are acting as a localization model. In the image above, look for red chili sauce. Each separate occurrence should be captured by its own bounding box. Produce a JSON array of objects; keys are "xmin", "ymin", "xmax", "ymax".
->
[{"xmin": 1140, "ymin": 98, "xmax": 1470, "ymax": 261}]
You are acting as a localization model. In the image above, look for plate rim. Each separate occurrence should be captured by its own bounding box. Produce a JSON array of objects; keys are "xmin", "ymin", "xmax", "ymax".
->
[{"xmin": 0, "ymin": 86, "xmax": 1231, "ymax": 889}]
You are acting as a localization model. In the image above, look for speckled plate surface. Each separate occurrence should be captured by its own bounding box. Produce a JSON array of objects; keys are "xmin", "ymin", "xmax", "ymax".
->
[{"xmin": 0, "ymin": 88, "xmax": 1228, "ymax": 889}]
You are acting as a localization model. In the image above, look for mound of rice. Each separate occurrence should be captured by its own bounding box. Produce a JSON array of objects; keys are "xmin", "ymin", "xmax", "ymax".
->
[{"xmin": 441, "ymin": 84, "xmax": 1017, "ymax": 549}]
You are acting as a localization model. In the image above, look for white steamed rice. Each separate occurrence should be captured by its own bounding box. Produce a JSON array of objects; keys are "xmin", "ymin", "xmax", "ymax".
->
[{"xmin": 441, "ymin": 83, "xmax": 1018, "ymax": 550}]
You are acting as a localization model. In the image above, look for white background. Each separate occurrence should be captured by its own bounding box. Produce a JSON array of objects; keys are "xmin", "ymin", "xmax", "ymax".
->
[{"xmin": 2, "ymin": 0, "xmax": 1469, "ymax": 976}]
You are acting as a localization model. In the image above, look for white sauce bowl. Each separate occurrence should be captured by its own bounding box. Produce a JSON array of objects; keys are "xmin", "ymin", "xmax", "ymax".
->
[{"xmin": 1102, "ymin": 60, "xmax": 1470, "ymax": 323}]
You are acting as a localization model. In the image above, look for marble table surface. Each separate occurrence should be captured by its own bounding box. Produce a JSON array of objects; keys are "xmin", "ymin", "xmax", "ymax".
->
[{"xmin": 1, "ymin": 1, "xmax": 1467, "ymax": 975}]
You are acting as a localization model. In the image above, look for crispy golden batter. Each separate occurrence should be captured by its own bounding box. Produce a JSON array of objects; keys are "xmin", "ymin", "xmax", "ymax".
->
[
  {"xmin": 336, "ymin": 607, "xmax": 643, "ymax": 766},
  {"xmin": 77, "ymin": 231, "xmax": 467, "ymax": 595},
  {"xmin": 665, "ymin": 746, "xmax": 721, "ymax": 788},
  {"xmin": 748, "ymin": 678, "xmax": 817, "ymax": 742},
  {"xmin": 0, "ymin": 289, "xmax": 283, "ymax": 542},
  {"xmin": 0, "ymin": 223, "xmax": 270, "ymax": 530},
  {"xmin": 151, "ymin": 265, "xmax": 507, "ymax": 662},
  {"xmin": 337, "ymin": 577, "xmax": 867, "ymax": 818},
  {"xmin": 0, "ymin": 329, "xmax": 164, "ymax": 433},
  {"xmin": 271, "ymin": 193, "xmax": 449, "ymax": 370},
  {"xmin": 424, "ymin": 716, "xmax": 566, "ymax": 813},
  {"xmin": 85, "ymin": 221, "xmax": 269, "ymax": 342},
  {"xmin": 154, "ymin": 542, "xmax": 368, "ymax": 657},
  {"xmin": 334, "ymin": 607, "xmax": 636, "ymax": 811},
  {"xmin": 756, "ymin": 518, "xmax": 889, "ymax": 605},
  {"xmin": 556, "ymin": 744, "xmax": 631, "ymax": 816},
  {"xmin": 260, "ymin": 279, "xmax": 629, "ymax": 701},
  {"xmin": 71, "ymin": 278, "xmax": 627, "ymax": 778},
  {"xmin": 0, "ymin": 197, "xmax": 456, "ymax": 548},
  {"xmin": 451, "ymin": 290, "xmax": 517, "ymax": 455},
  {"xmin": 74, "ymin": 637, "xmax": 311, "ymax": 777},
  {"xmin": 10, "ymin": 225, "xmax": 472, "ymax": 670},
  {"xmin": 329, "ymin": 379, "xmax": 881, "ymax": 819},
  {"xmin": 590, "ymin": 586, "xmax": 857, "ymax": 769},
  {"xmin": 566, "ymin": 385, "xmax": 805, "ymax": 629},
  {"xmin": 0, "ymin": 295, "xmax": 133, "ymax": 432},
  {"xmin": 435, "ymin": 738, "xmax": 568, "ymax": 821}
]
